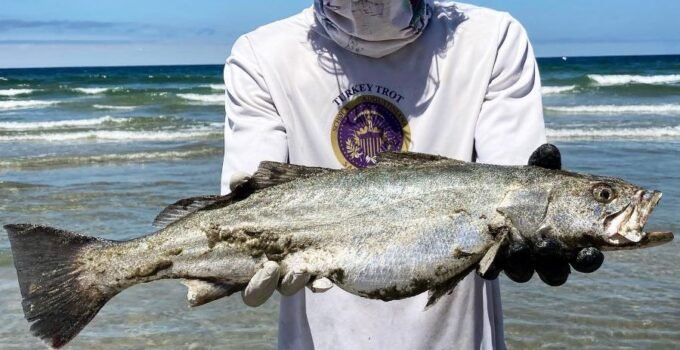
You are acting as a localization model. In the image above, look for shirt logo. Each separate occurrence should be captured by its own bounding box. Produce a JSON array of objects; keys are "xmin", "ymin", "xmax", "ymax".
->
[{"xmin": 331, "ymin": 95, "xmax": 411, "ymax": 169}]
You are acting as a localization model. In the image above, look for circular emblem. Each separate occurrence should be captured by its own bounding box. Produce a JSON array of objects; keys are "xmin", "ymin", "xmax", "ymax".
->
[{"xmin": 331, "ymin": 95, "xmax": 411, "ymax": 169}]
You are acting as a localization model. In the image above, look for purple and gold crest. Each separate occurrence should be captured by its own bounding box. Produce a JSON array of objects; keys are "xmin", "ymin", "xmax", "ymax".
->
[{"xmin": 331, "ymin": 95, "xmax": 411, "ymax": 169}]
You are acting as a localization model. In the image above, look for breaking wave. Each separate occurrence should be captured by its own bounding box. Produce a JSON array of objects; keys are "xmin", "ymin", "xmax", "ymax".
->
[
  {"xmin": 0, "ymin": 116, "xmax": 126, "ymax": 130},
  {"xmin": 202, "ymin": 84, "xmax": 225, "ymax": 91},
  {"xmin": 0, "ymin": 147, "xmax": 222, "ymax": 170},
  {"xmin": 0, "ymin": 77, "xmax": 8, "ymax": 81},
  {"xmin": 588, "ymin": 74, "xmax": 680, "ymax": 86},
  {"xmin": 0, "ymin": 127, "xmax": 222, "ymax": 142},
  {"xmin": 177, "ymin": 93, "xmax": 224, "ymax": 104},
  {"xmin": 73, "ymin": 87, "xmax": 114, "ymax": 95},
  {"xmin": 547, "ymin": 126, "xmax": 680, "ymax": 140},
  {"xmin": 546, "ymin": 104, "xmax": 680, "ymax": 115},
  {"xmin": 93, "ymin": 104, "xmax": 137, "ymax": 110},
  {"xmin": 0, "ymin": 115, "xmax": 200, "ymax": 132},
  {"xmin": 542, "ymin": 85, "xmax": 577, "ymax": 95},
  {"xmin": 0, "ymin": 100, "xmax": 58, "ymax": 110},
  {"xmin": 0, "ymin": 89, "xmax": 35, "ymax": 97}
]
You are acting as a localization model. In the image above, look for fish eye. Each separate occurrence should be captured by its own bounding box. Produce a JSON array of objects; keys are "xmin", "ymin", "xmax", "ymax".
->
[{"xmin": 592, "ymin": 183, "xmax": 616, "ymax": 203}]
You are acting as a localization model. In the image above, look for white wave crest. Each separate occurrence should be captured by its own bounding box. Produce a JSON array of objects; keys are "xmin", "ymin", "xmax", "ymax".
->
[
  {"xmin": 73, "ymin": 87, "xmax": 111, "ymax": 94},
  {"xmin": 0, "ymin": 148, "xmax": 222, "ymax": 169},
  {"xmin": 0, "ymin": 116, "xmax": 127, "ymax": 130},
  {"xmin": 0, "ymin": 89, "xmax": 35, "ymax": 96},
  {"xmin": 202, "ymin": 84, "xmax": 226, "ymax": 91},
  {"xmin": 546, "ymin": 104, "xmax": 680, "ymax": 115},
  {"xmin": 0, "ymin": 100, "xmax": 58, "ymax": 110},
  {"xmin": 547, "ymin": 126, "xmax": 680, "ymax": 140},
  {"xmin": 93, "ymin": 104, "xmax": 136, "ymax": 110},
  {"xmin": 177, "ymin": 93, "xmax": 224, "ymax": 104},
  {"xmin": 588, "ymin": 74, "xmax": 680, "ymax": 86},
  {"xmin": 0, "ymin": 77, "xmax": 8, "ymax": 81},
  {"xmin": 542, "ymin": 86, "xmax": 577, "ymax": 95},
  {"xmin": 0, "ymin": 128, "xmax": 222, "ymax": 142}
]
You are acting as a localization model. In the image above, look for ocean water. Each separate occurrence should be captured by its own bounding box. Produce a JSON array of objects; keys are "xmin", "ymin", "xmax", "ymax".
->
[{"xmin": 0, "ymin": 55, "xmax": 678, "ymax": 349}]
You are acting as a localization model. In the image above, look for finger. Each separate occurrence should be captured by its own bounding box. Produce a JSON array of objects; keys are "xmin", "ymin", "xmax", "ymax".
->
[
  {"xmin": 503, "ymin": 242, "xmax": 534, "ymax": 283},
  {"xmin": 308, "ymin": 277, "xmax": 333, "ymax": 293},
  {"xmin": 534, "ymin": 238, "xmax": 564, "ymax": 256},
  {"xmin": 534, "ymin": 239, "xmax": 570, "ymax": 286},
  {"xmin": 241, "ymin": 261, "xmax": 280, "ymax": 307},
  {"xmin": 570, "ymin": 247, "xmax": 604, "ymax": 273},
  {"xmin": 528, "ymin": 143, "xmax": 562, "ymax": 170},
  {"xmin": 229, "ymin": 171, "xmax": 251, "ymax": 191},
  {"xmin": 278, "ymin": 269, "xmax": 311, "ymax": 296},
  {"xmin": 535, "ymin": 260, "xmax": 570, "ymax": 286}
]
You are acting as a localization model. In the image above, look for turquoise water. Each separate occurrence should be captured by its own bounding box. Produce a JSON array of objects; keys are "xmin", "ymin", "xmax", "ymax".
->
[{"xmin": 0, "ymin": 56, "xmax": 679, "ymax": 349}]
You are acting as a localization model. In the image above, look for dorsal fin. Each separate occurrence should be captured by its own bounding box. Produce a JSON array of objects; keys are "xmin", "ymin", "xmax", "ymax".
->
[
  {"xmin": 153, "ymin": 162, "xmax": 338, "ymax": 228},
  {"xmin": 153, "ymin": 195, "xmax": 224, "ymax": 228},
  {"xmin": 250, "ymin": 161, "xmax": 337, "ymax": 188},
  {"xmin": 376, "ymin": 151, "xmax": 454, "ymax": 167}
]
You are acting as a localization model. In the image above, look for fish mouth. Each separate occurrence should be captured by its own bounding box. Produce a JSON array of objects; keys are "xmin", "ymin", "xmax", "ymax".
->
[{"xmin": 603, "ymin": 190, "xmax": 663, "ymax": 245}]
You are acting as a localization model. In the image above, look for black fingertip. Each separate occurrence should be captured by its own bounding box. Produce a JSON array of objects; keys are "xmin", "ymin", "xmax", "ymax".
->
[
  {"xmin": 571, "ymin": 247, "xmax": 605, "ymax": 273},
  {"xmin": 504, "ymin": 267, "xmax": 534, "ymax": 283},
  {"xmin": 503, "ymin": 242, "xmax": 534, "ymax": 283},
  {"xmin": 534, "ymin": 239, "xmax": 570, "ymax": 286},
  {"xmin": 536, "ymin": 262, "xmax": 570, "ymax": 286},
  {"xmin": 534, "ymin": 239, "xmax": 564, "ymax": 258},
  {"xmin": 528, "ymin": 143, "xmax": 562, "ymax": 170}
]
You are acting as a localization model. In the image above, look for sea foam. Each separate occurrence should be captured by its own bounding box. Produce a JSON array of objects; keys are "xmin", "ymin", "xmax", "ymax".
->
[
  {"xmin": 547, "ymin": 126, "xmax": 680, "ymax": 140},
  {"xmin": 0, "ymin": 127, "xmax": 222, "ymax": 142},
  {"xmin": 177, "ymin": 93, "xmax": 224, "ymax": 104},
  {"xmin": 588, "ymin": 74, "xmax": 680, "ymax": 86},
  {"xmin": 202, "ymin": 84, "xmax": 226, "ymax": 91},
  {"xmin": 542, "ymin": 86, "xmax": 577, "ymax": 95},
  {"xmin": 0, "ymin": 100, "xmax": 58, "ymax": 110},
  {"xmin": 0, "ymin": 148, "xmax": 222, "ymax": 170},
  {"xmin": 93, "ymin": 104, "xmax": 136, "ymax": 110},
  {"xmin": 546, "ymin": 104, "xmax": 680, "ymax": 115},
  {"xmin": 0, "ymin": 116, "xmax": 125, "ymax": 130},
  {"xmin": 0, "ymin": 89, "xmax": 35, "ymax": 97},
  {"xmin": 73, "ymin": 87, "xmax": 112, "ymax": 95}
]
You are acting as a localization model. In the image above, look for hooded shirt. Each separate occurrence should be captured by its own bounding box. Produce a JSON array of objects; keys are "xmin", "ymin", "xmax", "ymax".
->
[
  {"xmin": 221, "ymin": 2, "xmax": 546, "ymax": 349},
  {"xmin": 314, "ymin": 0, "xmax": 433, "ymax": 58}
]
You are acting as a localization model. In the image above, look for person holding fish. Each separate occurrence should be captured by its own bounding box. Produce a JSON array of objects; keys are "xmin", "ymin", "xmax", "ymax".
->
[
  {"xmin": 222, "ymin": 1, "xmax": 604, "ymax": 349},
  {"xmin": 5, "ymin": 2, "xmax": 674, "ymax": 349}
]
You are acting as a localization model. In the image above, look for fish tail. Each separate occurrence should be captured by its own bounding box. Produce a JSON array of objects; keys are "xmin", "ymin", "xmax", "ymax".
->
[{"xmin": 5, "ymin": 224, "xmax": 117, "ymax": 349}]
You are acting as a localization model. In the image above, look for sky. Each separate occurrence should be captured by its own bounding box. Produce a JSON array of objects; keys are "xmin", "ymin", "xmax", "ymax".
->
[{"xmin": 1, "ymin": 0, "xmax": 679, "ymax": 68}]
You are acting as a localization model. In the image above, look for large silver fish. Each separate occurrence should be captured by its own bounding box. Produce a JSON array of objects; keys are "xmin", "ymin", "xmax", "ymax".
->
[{"xmin": 5, "ymin": 150, "xmax": 673, "ymax": 348}]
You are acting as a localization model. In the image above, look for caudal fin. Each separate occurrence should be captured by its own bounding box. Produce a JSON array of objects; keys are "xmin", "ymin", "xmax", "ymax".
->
[{"xmin": 5, "ymin": 224, "xmax": 116, "ymax": 349}]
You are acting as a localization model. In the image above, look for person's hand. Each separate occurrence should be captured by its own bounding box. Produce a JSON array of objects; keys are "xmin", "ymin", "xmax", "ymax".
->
[
  {"xmin": 480, "ymin": 144, "xmax": 605, "ymax": 286},
  {"xmin": 229, "ymin": 172, "xmax": 334, "ymax": 307},
  {"xmin": 480, "ymin": 239, "xmax": 605, "ymax": 286},
  {"xmin": 241, "ymin": 262, "xmax": 334, "ymax": 307}
]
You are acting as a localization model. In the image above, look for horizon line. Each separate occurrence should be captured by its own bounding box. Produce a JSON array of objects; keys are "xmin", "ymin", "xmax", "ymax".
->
[{"xmin": 1, "ymin": 53, "xmax": 679, "ymax": 70}]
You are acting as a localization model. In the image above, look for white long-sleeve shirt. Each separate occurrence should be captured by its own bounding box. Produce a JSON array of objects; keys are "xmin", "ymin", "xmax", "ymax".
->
[{"xmin": 221, "ymin": 2, "xmax": 546, "ymax": 349}]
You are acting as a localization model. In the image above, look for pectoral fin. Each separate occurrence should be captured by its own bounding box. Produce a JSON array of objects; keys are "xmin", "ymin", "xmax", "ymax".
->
[
  {"xmin": 425, "ymin": 265, "xmax": 477, "ymax": 310},
  {"xmin": 181, "ymin": 279, "xmax": 241, "ymax": 307},
  {"xmin": 477, "ymin": 231, "xmax": 510, "ymax": 277}
]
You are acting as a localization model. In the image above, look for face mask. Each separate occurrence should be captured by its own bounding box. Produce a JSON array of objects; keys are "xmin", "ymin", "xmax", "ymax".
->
[{"xmin": 314, "ymin": 0, "xmax": 433, "ymax": 58}]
